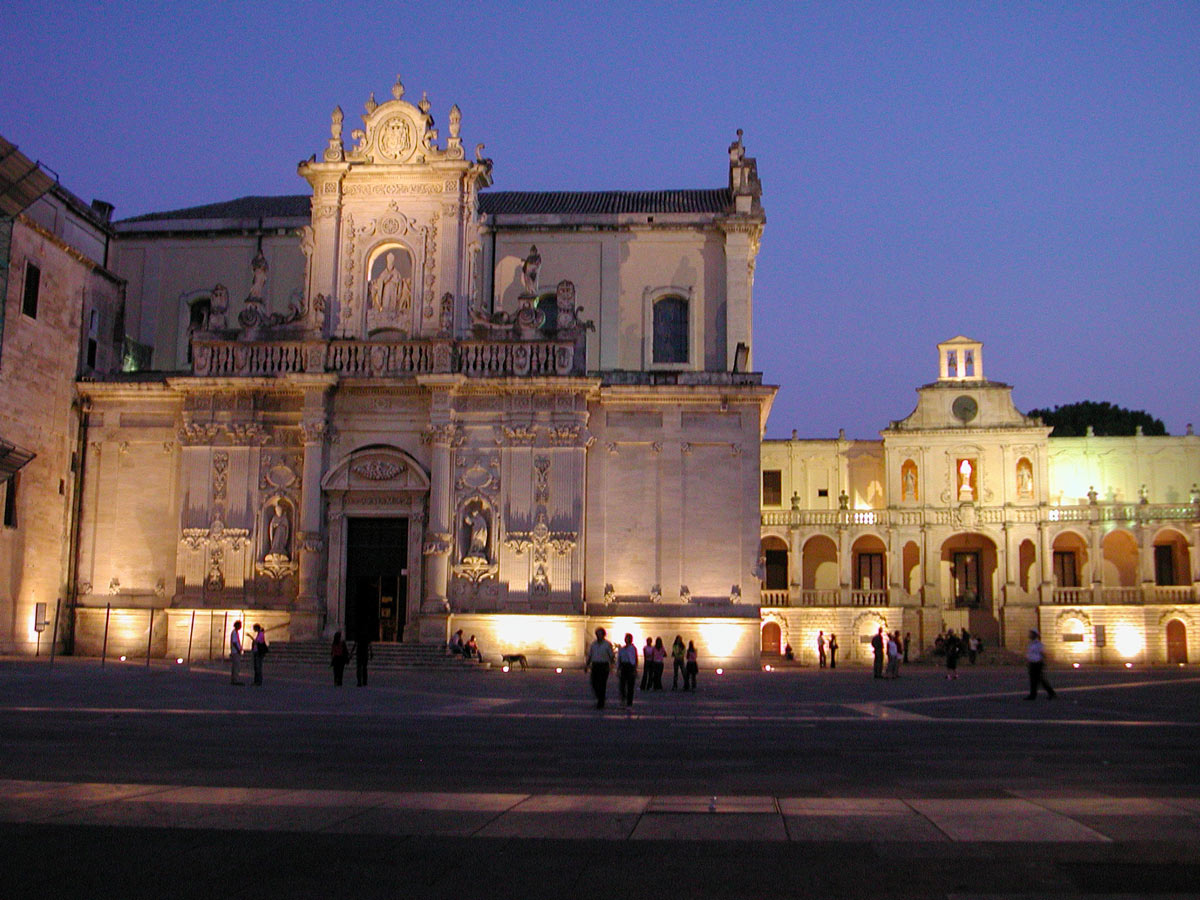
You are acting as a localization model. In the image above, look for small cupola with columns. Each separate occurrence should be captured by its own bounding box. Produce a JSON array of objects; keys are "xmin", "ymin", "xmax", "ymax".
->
[{"xmin": 937, "ymin": 335, "xmax": 984, "ymax": 382}]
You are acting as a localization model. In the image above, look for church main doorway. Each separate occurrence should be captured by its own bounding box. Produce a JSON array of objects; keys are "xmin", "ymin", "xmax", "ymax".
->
[{"xmin": 346, "ymin": 517, "xmax": 408, "ymax": 642}]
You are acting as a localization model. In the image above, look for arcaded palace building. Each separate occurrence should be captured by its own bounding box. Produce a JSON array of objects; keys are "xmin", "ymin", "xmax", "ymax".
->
[
  {"xmin": 760, "ymin": 337, "xmax": 1200, "ymax": 666},
  {"xmin": 2, "ymin": 78, "xmax": 1197, "ymax": 665}
]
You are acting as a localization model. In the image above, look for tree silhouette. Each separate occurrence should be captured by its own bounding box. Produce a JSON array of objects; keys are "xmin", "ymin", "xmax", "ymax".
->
[{"xmin": 1027, "ymin": 401, "xmax": 1167, "ymax": 437}]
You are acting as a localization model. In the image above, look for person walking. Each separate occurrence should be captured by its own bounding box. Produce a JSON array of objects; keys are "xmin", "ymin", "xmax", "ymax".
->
[
  {"xmin": 683, "ymin": 640, "xmax": 699, "ymax": 691},
  {"xmin": 330, "ymin": 631, "xmax": 350, "ymax": 686},
  {"xmin": 828, "ymin": 633, "xmax": 838, "ymax": 669},
  {"xmin": 817, "ymin": 630, "xmax": 827, "ymax": 668},
  {"xmin": 251, "ymin": 623, "xmax": 268, "ymax": 686},
  {"xmin": 871, "ymin": 627, "xmax": 885, "ymax": 678},
  {"xmin": 1025, "ymin": 629, "xmax": 1056, "ymax": 700},
  {"xmin": 671, "ymin": 635, "xmax": 686, "ymax": 689},
  {"xmin": 355, "ymin": 630, "xmax": 373, "ymax": 687},
  {"xmin": 903, "ymin": 632, "xmax": 912, "ymax": 664},
  {"xmin": 639, "ymin": 637, "xmax": 654, "ymax": 691},
  {"xmin": 586, "ymin": 627, "xmax": 615, "ymax": 708},
  {"xmin": 617, "ymin": 633, "xmax": 638, "ymax": 707},
  {"xmin": 944, "ymin": 629, "xmax": 961, "ymax": 680},
  {"xmin": 229, "ymin": 620, "xmax": 245, "ymax": 685}
]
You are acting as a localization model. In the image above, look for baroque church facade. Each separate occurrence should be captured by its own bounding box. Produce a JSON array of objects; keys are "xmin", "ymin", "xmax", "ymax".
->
[{"xmin": 72, "ymin": 76, "xmax": 774, "ymax": 666}]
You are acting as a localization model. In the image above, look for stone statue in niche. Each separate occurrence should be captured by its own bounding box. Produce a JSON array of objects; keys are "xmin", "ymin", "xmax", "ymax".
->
[
  {"xmin": 266, "ymin": 501, "xmax": 291, "ymax": 561},
  {"xmin": 461, "ymin": 506, "xmax": 489, "ymax": 564},
  {"xmin": 902, "ymin": 463, "xmax": 917, "ymax": 501},
  {"xmin": 369, "ymin": 251, "xmax": 412, "ymax": 313},
  {"xmin": 958, "ymin": 459, "xmax": 974, "ymax": 501},
  {"xmin": 1016, "ymin": 459, "xmax": 1034, "ymax": 498},
  {"xmin": 520, "ymin": 245, "xmax": 541, "ymax": 296}
]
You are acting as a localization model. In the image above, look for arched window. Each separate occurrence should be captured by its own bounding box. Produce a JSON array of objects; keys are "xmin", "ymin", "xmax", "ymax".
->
[
  {"xmin": 652, "ymin": 295, "xmax": 688, "ymax": 364},
  {"xmin": 535, "ymin": 291, "xmax": 558, "ymax": 334},
  {"xmin": 185, "ymin": 297, "xmax": 211, "ymax": 364}
]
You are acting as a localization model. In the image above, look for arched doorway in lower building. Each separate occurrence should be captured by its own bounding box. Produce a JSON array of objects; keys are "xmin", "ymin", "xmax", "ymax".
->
[
  {"xmin": 1166, "ymin": 619, "xmax": 1188, "ymax": 664},
  {"xmin": 762, "ymin": 621, "xmax": 782, "ymax": 656}
]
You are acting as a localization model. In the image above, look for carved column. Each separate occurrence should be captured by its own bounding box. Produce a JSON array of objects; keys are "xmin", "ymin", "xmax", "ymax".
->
[
  {"xmin": 837, "ymin": 524, "xmax": 851, "ymax": 605},
  {"xmin": 1038, "ymin": 522, "xmax": 1053, "ymax": 605},
  {"xmin": 422, "ymin": 426, "xmax": 455, "ymax": 615},
  {"xmin": 296, "ymin": 419, "xmax": 326, "ymax": 637}
]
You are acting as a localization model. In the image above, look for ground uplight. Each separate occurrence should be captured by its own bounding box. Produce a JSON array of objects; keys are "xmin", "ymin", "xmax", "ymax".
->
[
  {"xmin": 1072, "ymin": 662, "xmax": 1080, "ymax": 668},
  {"xmin": 716, "ymin": 667, "xmax": 724, "ymax": 675},
  {"xmin": 555, "ymin": 667, "xmax": 562, "ymax": 674},
  {"xmin": 502, "ymin": 664, "xmax": 510, "ymax": 673}
]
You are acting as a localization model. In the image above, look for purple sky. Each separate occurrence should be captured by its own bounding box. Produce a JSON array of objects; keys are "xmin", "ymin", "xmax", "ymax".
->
[{"xmin": 5, "ymin": 2, "xmax": 1198, "ymax": 438}]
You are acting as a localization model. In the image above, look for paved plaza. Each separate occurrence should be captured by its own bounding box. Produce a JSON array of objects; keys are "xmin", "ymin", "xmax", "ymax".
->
[{"xmin": 1, "ymin": 657, "xmax": 1199, "ymax": 898}]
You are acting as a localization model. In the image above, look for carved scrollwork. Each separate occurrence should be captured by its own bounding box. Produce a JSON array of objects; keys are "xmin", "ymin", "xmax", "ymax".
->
[{"xmin": 351, "ymin": 460, "xmax": 402, "ymax": 481}]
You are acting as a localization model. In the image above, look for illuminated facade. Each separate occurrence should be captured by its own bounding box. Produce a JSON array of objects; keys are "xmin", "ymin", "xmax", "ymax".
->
[
  {"xmin": 760, "ymin": 337, "xmax": 1200, "ymax": 665},
  {"xmin": 0, "ymin": 136, "xmax": 125, "ymax": 654},
  {"xmin": 73, "ymin": 77, "xmax": 774, "ymax": 666}
]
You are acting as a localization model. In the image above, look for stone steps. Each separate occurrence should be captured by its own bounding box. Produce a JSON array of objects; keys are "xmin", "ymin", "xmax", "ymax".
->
[{"xmin": 265, "ymin": 641, "xmax": 490, "ymax": 670}]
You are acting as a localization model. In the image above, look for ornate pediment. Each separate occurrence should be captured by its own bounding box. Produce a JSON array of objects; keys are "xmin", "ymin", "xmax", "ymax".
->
[{"xmin": 322, "ymin": 446, "xmax": 431, "ymax": 493}]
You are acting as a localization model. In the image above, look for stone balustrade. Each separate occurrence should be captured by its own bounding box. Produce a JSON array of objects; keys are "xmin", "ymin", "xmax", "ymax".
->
[
  {"xmin": 762, "ymin": 588, "xmax": 889, "ymax": 608},
  {"xmin": 763, "ymin": 503, "xmax": 1200, "ymax": 529},
  {"xmin": 1049, "ymin": 585, "xmax": 1197, "ymax": 605},
  {"xmin": 191, "ymin": 336, "xmax": 581, "ymax": 379}
]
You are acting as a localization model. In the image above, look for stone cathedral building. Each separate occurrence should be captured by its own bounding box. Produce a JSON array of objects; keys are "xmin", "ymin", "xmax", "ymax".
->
[{"xmin": 71, "ymin": 76, "xmax": 774, "ymax": 666}]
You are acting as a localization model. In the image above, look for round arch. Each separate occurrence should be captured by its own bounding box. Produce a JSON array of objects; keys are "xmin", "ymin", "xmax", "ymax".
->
[{"xmin": 801, "ymin": 534, "xmax": 838, "ymax": 593}]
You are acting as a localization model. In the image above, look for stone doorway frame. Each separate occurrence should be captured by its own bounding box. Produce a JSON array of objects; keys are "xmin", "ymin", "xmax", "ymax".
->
[{"xmin": 322, "ymin": 445, "xmax": 429, "ymax": 641}]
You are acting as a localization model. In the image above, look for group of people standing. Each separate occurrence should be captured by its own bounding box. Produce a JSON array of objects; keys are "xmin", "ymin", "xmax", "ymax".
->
[
  {"xmin": 587, "ymin": 628, "xmax": 699, "ymax": 708},
  {"xmin": 228, "ymin": 620, "xmax": 269, "ymax": 686},
  {"xmin": 329, "ymin": 631, "xmax": 373, "ymax": 686},
  {"xmin": 870, "ymin": 628, "xmax": 910, "ymax": 679}
]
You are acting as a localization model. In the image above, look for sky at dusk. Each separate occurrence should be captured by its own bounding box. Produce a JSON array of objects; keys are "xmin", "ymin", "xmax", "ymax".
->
[{"xmin": 4, "ymin": 2, "xmax": 1198, "ymax": 439}]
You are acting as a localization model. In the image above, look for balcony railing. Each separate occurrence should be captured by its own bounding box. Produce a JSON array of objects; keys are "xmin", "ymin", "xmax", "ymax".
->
[
  {"xmin": 1049, "ymin": 585, "xmax": 1197, "ymax": 605},
  {"xmin": 766, "ymin": 589, "xmax": 893, "ymax": 608},
  {"xmin": 764, "ymin": 502, "xmax": 1199, "ymax": 529},
  {"xmin": 191, "ymin": 336, "xmax": 582, "ymax": 379}
]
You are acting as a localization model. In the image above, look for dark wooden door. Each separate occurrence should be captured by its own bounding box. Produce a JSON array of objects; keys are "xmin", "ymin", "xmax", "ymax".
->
[{"xmin": 346, "ymin": 517, "xmax": 408, "ymax": 642}]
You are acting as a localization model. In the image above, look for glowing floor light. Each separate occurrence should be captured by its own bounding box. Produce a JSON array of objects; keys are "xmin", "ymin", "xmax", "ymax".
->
[{"xmin": 716, "ymin": 667, "xmax": 724, "ymax": 675}]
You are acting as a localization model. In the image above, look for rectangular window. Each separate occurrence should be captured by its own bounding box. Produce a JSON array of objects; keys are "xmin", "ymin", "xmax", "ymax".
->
[
  {"xmin": 856, "ymin": 553, "xmax": 884, "ymax": 590},
  {"xmin": 2, "ymin": 474, "xmax": 16, "ymax": 527},
  {"xmin": 86, "ymin": 308, "xmax": 99, "ymax": 369},
  {"xmin": 1053, "ymin": 551, "xmax": 1079, "ymax": 588},
  {"xmin": 22, "ymin": 262, "xmax": 40, "ymax": 319},
  {"xmin": 817, "ymin": 488, "xmax": 829, "ymax": 498},
  {"xmin": 761, "ymin": 470, "xmax": 782, "ymax": 506},
  {"xmin": 1154, "ymin": 545, "xmax": 1176, "ymax": 586},
  {"xmin": 652, "ymin": 295, "xmax": 688, "ymax": 364}
]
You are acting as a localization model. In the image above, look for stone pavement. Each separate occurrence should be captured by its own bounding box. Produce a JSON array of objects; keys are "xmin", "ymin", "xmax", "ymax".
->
[
  {"xmin": 2, "ymin": 659, "xmax": 1199, "ymax": 898},
  {"xmin": 7, "ymin": 778, "xmax": 1200, "ymax": 843}
]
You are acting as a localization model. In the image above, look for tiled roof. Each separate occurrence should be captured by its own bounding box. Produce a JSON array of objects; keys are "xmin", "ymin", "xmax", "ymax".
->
[
  {"xmin": 479, "ymin": 189, "xmax": 731, "ymax": 216},
  {"xmin": 118, "ymin": 188, "xmax": 733, "ymax": 226},
  {"xmin": 118, "ymin": 195, "xmax": 310, "ymax": 224}
]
